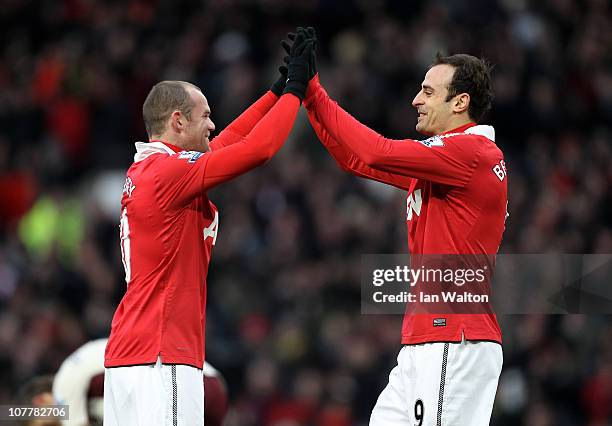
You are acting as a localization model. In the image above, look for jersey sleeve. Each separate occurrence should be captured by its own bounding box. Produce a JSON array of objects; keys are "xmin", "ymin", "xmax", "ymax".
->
[
  {"xmin": 209, "ymin": 91, "xmax": 278, "ymax": 150},
  {"xmin": 153, "ymin": 94, "xmax": 300, "ymax": 210},
  {"xmin": 304, "ymin": 76, "xmax": 480, "ymax": 187},
  {"xmin": 307, "ymin": 105, "xmax": 412, "ymax": 191}
]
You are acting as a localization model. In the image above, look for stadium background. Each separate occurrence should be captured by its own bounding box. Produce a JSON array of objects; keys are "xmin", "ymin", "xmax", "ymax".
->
[{"xmin": 1, "ymin": 0, "xmax": 611, "ymax": 424}]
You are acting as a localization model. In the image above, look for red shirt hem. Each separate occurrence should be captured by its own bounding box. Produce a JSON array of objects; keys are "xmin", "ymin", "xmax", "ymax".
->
[
  {"xmin": 105, "ymin": 354, "xmax": 203, "ymax": 369},
  {"xmin": 401, "ymin": 331, "xmax": 502, "ymax": 345}
]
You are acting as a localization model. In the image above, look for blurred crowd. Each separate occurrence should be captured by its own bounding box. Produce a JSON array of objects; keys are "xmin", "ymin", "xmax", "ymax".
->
[{"xmin": 1, "ymin": 0, "xmax": 611, "ymax": 424}]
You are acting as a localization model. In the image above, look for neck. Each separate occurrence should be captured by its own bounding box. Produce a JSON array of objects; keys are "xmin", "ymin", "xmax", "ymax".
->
[
  {"xmin": 439, "ymin": 116, "xmax": 473, "ymax": 135},
  {"xmin": 149, "ymin": 137, "xmax": 183, "ymax": 153},
  {"xmin": 151, "ymin": 134, "xmax": 185, "ymax": 149}
]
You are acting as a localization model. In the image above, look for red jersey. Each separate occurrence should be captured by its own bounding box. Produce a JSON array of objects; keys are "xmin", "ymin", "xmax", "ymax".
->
[
  {"xmin": 105, "ymin": 92, "xmax": 300, "ymax": 368},
  {"xmin": 304, "ymin": 76, "xmax": 507, "ymax": 344}
]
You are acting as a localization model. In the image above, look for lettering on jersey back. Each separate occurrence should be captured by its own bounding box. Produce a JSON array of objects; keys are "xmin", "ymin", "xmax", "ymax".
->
[{"xmin": 492, "ymin": 159, "xmax": 507, "ymax": 181}]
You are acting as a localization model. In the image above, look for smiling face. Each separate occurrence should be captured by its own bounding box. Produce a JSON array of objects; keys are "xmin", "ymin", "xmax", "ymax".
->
[
  {"xmin": 144, "ymin": 81, "xmax": 216, "ymax": 152},
  {"xmin": 412, "ymin": 64, "xmax": 467, "ymax": 136},
  {"xmin": 181, "ymin": 87, "xmax": 215, "ymax": 152}
]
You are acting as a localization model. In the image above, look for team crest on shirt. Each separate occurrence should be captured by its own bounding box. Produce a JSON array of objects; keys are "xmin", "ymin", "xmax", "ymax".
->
[
  {"xmin": 178, "ymin": 150, "xmax": 205, "ymax": 163},
  {"xmin": 417, "ymin": 136, "xmax": 444, "ymax": 148}
]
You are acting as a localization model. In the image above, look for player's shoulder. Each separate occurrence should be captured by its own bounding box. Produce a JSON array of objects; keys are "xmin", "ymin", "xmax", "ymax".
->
[
  {"xmin": 144, "ymin": 149, "xmax": 210, "ymax": 170},
  {"xmin": 132, "ymin": 142, "xmax": 204, "ymax": 168},
  {"xmin": 61, "ymin": 338, "xmax": 108, "ymax": 367},
  {"xmin": 129, "ymin": 146, "xmax": 209, "ymax": 185},
  {"xmin": 444, "ymin": 125, "xmax": 502, "ymax": 156},
  {"xmin": 174, "ymin": 150, "xmax": 209, "ymax": 163},
  {"xmin": 439, "ymin": 124, "xmax": 494, "ymax": 143},
  {"xmin": 78, "ymin": 338, "xmax": 108, "ymax": 356}
]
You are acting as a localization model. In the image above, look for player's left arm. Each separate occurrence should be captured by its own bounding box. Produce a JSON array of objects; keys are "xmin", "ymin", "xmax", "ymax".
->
[
  {"xmin": 209, "ymin": 91, "xmax": 279, "ymax": 150},
  {"xmin": 305, "ymin": 76, "xmax": 480, "ymax": 187},
  {"xmin": 153, "ymin": 93, "xmax": 301, "ymax": 210}
]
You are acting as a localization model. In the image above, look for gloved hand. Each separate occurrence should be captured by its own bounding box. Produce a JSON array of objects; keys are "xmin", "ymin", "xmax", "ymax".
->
[
  {"xmin": 282, "ymin": 29, "xmax": 315, "ymax": 101},
  {"xmin": 270, "ymin": 63, "xmax": 288, "ymax": 96},
  {"xmin": 282, "ymin": 26, "xmax": 317, "ymax": 81}
]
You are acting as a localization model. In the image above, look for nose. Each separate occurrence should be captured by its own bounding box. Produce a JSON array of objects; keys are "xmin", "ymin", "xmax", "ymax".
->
[
  {"xmin": 412, "ymin": 92, "xmax": 423, "ymax": 108},
  {"xmin": 209, "ymin": 119, "xmax": 216, "ymax": 132}
]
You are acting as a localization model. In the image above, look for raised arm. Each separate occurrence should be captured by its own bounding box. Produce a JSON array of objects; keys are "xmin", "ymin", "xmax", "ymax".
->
[
  {"xmin": 306, "ymin": 104, "xmax": 413, "ymax": 191},
  {"xmin": 210, "ymin": 58, "xmax": 292, "ymax": 150},
  {"xmin": 208, "ymin": 90, "xmax": 279, "ymax": 150},
  {"xmin": 153, "ymin": 93, "xmax": 301, "ymax": 210},
  {"xmin": 155, "ymin": 31, "xmax": 315, "ymax": 209},
  {"xmin": 304, "ymin": 76, "xmax": 478, "ymax": 187},
  {"xmin": 199, "ymin": 94, "xmax": 299, "ymax": 189}
]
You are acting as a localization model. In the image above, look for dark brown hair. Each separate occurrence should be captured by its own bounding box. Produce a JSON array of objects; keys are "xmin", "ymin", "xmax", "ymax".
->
[
  {"xmin": 142, "ymin": 81, "xmax": 201, "ymax": 137},
  {"xmin": 432, "ymin": 53, "xmax": 493, "ymax": 123},
  {"xmin": 15, "ymin": 374, "xmax": 54, "ymax": 404}
]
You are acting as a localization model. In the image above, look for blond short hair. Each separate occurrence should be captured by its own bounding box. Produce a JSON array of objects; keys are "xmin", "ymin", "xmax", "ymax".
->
[{"xmin": 142, "ymin": 80, "xmax": 201, "ymax": 137}]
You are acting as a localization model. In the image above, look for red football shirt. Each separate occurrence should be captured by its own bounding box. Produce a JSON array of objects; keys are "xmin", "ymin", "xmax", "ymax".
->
[
  {"xmin": 105, "ymin": 92, "xmax": 300, "ymax": 368},
  {"xmin": 304, "ymin": 76, "xmax": 507, "ymax": 344}
]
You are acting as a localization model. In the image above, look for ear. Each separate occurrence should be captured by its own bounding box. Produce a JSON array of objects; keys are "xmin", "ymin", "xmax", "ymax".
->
[
  {"xmin": 452, "ymin": 93, "xmax": 470, "ymax": 115},
  {"xmin": 170, "ymin": 110, "xmax": 184, "ymax": 132}
]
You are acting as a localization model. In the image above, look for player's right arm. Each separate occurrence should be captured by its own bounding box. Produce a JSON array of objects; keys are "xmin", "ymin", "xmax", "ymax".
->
[
  {"xmin": 304, "ymin": 76, "xmax": 479, "ymax": 187},
  {"xmin": 306, "ymin": 102, "xmax": 412, "ymax": 191},
  {"xmin": 153, "ymin": 32, "xmax": 312, "ymax": 209},
  {"xmin": 153, "ymin": 93, "xmax": 301, "ymax": 210},
  {"xmin": 208, "ymin": 91, "xmax": 279, "ymax": 150}
]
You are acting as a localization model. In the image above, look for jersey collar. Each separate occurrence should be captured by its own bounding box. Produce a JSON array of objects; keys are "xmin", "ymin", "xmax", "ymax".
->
[
  {"xmin": 134, "ymin": 140, "xmax": 182, "ymax": 163},
  {"xmin": 148, "ymin": 140, "xmax": 182, "ymax": 153},
  {"xmin": 443, "ymin": 123, "xmax": 477, "ymax": 134},
  {"xmin": 441, "ymin": 123, "xmax": 496, "ymax": 142}
]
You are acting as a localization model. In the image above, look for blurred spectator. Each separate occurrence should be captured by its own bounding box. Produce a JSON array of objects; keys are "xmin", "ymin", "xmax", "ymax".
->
[{"xmin": 15, "ymin": 374, "xmax": 61, "ymax": 426}]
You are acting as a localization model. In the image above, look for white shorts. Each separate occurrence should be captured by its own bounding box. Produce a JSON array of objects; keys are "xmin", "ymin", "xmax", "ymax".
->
[
  {"xmin": 370, "ymin": 339, "xmax": 502, "ymax": 426},
  {"xmin": 104, "ymin": 357, "xmax": 204, "ymax": 426}
]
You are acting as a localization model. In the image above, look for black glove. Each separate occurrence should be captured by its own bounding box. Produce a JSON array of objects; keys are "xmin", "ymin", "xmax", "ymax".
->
[
  {"xmin": 282, "ymin": 30, "xmax": 314, "ymax": 101},
  {"xmin": 270, "ymin": 63, "xmax": 288, "ymax": 96},
  {"xmin": 282, "ymin": 26, "xmax": 317, "ymax": 81}
]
